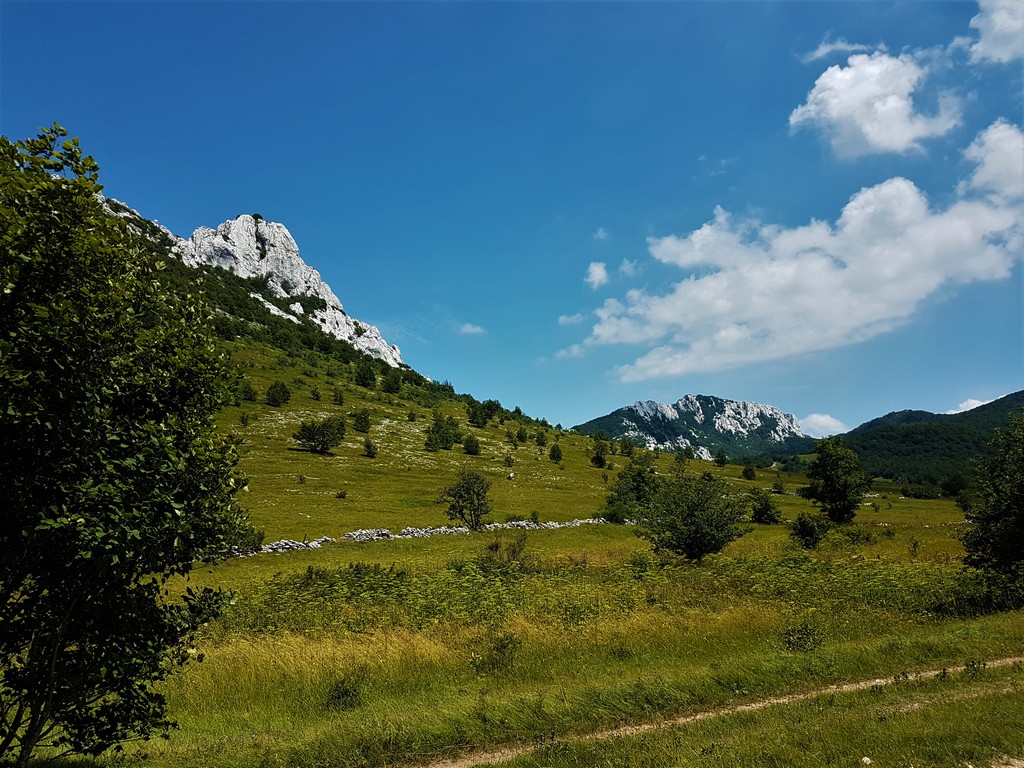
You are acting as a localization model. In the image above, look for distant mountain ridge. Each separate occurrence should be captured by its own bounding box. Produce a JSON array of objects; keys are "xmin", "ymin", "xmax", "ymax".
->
[{"xmin": 573, "ymin": 394, "xmax": 814, "ymax": 460}]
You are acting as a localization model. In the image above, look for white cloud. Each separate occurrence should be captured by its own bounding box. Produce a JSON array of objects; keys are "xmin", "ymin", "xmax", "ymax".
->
[
  {"xmin": 801, "ymin": 35, "xmax": 884, "ymax": 63},
  {"xmin": 619, "ymin": 259, "xmax": 638, "ymax": 277},
  {"xmin": 459, "ymin": 323, "xmax": 485, "ymax": 335},
  {"xmin": 961, "ymin": 119, "xmax": 1024, "ymax": 202},
  {"xmin": 585, "ymin": 261, "xmax": 609, "ymax": 289},
  {"xmin": 593, "ymin": 227, "xmax": 610, "ymax": 241},
  {"xmin": 558, "ymin": 313, "xmax": 586, "ymax": 326},
  {"xmin": 579, "ymin": 122, "xmax": 1023, "ymax": 382},
  {"xmin": 945, "ymin": 397, "xmax": 996, "ymax": 414},
  {"xmin": 790, "ymin": 51, "xmax": 961, "ymax": 156},
  {"xmin": 969, "ymin": 0, "xmax": 1024, "ymax": 63},
  {"xmin": 555, "ymin": 343, "xmax": 586, "ymax": 359},
  {"xmin": 800, "ymin": 413, "xmax": 849, "ymax": 437}
]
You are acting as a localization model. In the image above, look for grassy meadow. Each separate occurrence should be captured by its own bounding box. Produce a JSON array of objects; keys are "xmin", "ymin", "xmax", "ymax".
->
[{"xmin": 62, "ymin": 340, "xmax": 1023, "ymax": 768}]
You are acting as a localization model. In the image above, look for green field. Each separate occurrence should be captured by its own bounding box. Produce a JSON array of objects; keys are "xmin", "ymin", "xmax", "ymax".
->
[{"xmin": 55, "ymin": 340, "xmax": 1023, "ymax": 768}]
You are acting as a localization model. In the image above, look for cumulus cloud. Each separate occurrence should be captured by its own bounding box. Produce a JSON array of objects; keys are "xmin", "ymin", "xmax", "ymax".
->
[
  {"xmin": 593, "ymin": 227, "xmax": 610, "ymax": 240},
  {"xmin": 801, "ymin": 35, "xmax": 884, "ymax": 63},
  {"xmin": 945, "ymin": 397, "xmax": 997, "ymax": 414},
  {"xmin": 969, "ymin": 0, "xmax": 1024, "ymax": 63},
  {"xmin": 558, "ymin": 313, "xmax": 586, "ymax": 326},
  {"xmin": 801, "ymin": 413, "xmax": 849, "ymax": 437},
  {"xmin": 585, "ymin": 261, "xmax": 609, "ymax": 289},
  {"xmin": 790, "ymin": 51, "xmax": 961, "ymax": 156},
  {"xmin": 619, "ymin": 259, "xmax": 639, "ymax": 277},
  {"xmin": 459, "ymin": 323, "xmax": 485, "ymax": 335},
  {"xmin": 961, "ymin": 119, "xmax": 1024, "ymax": 201},
  {"xmin": 577, "ymin": 122, "xmax": 1022, "ymax": 381}
]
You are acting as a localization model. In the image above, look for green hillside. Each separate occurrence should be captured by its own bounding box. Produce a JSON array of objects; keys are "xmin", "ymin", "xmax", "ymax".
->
[{"xmin": 843, "ymin": 391, "xmax": 1024, "ymax": 487}]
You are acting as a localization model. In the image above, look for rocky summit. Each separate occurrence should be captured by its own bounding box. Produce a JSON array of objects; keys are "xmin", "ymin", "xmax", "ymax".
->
[
  {"xmin": 173, "ymin": 214, "xmax": 403, "ymax": 366},
  {"xmin": 573, "ymin": 394, "xmax": 812, "ymax": 460}
]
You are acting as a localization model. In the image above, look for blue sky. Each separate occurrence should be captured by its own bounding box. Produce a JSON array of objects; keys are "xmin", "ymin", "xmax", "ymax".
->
[{"xmin": 2, "ymin": 1, "xmax": 1021, "ymax": 433}]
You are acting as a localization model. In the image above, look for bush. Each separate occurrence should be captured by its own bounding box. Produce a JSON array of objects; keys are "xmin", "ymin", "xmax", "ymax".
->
[
  {"xmin": 310, "ymin": 385, "xmax": 321, "ymax": 401},
  {"xmin": 354, "ymin": 360, "xmax": 376, "ymax": 389},
  {"xmin": 292, "ymin": 415, "xmax": 346, "ymax": 454},
  {"xmin": 363, "ymin": 437, "xmax": 378, "ymax": 458},
  {"xmin": 332, "ymin": 387, "xmax": 344, "ymax": 406},
  {"xmin": 549, "ymin": 443, "xmax": 563, "ymax": 463},
  {"xmin": 238, "ymin": 379, "xmax": 258, "ymax": 402},
  {"xmin": 748, "ymin": 487, "xmax": 782, "ymax": 524},
  {"xmin": 353, "ymin": 409, "xmax": 371, "ymax": 433},
  {"xmin": 781, "ymin": 619, "xmax": 824, "ymax": 652},
  {"xmin": 741, "ymin": 465, "xmax": 757, "ymax": 480},
  {"xmin": 463, "ymin": 434, "xmax": 481, "ymax": 455},
  {"xmin": 324, "ymin": 665, "xmax": 369, "ymax": 711},
  {"xmin": 635, "ymin": 473, "xmax": 747, "ymax": 561},
  {"xmin": 791, "ymin": 512, "xmax": 829, "ymax": 549},
  {"xmin": 266, "ymin": 380, "xmax": 291, "ymax": 406}
]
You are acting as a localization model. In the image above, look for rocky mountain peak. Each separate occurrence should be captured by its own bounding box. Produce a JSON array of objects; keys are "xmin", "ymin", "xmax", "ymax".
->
[{"xmin": 172, "ymin": 214, "xmax": 403, "ymax": 366}]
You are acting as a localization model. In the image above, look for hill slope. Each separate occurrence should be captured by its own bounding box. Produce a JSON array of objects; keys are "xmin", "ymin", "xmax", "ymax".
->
[{"xmin": 843, "ymin": 390, "xmax": 1024, "ymax": 486}]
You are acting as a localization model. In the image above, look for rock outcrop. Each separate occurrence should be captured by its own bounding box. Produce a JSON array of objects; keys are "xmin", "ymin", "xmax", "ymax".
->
[{"xmin": 173, "ymin": 214, "xmax": 403, "ymax": 366}]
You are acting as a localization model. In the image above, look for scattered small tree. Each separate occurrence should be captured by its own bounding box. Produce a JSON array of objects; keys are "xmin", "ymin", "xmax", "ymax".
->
[
  {"xmin": 363, "ymin": 437, "xmax": 378, "ymax": 458},
  {"xmin": 292, "ymin": 415, "xmax": 346, "ymax": 454},
  {"xmin": 238, "ymin": 379, "xmax": 258, "ymax": 402},
  {"xmin": 549, "ymin": 443, "xmax": 563, "ymax": 463},
  {"xmin": 748, "ymin": 487, "xmax": 782, "ymax": 524},
  {"xmin": 353, "ymin": 360, "xmax": 376, "ymax": 389},
  {"xmin": 603, "ymin": 452, "xmax": 659, "ymax": 524},
  {"xmin": 424, "ymin": 409, "xmax": 461, "ymax": 451},
  {"xmin": 266, "ymin": 380, "xmax": 291, "ymax": 407},
  {"xmin": 310, "ymin": 385, "xmax": 321, "ymax": 401},
  {"xmin": 635, "ymin": 473, "xmax": 747, "ymax": 560},
  {"xmin": 332, "ymin": 387, "xmax": 345, "ymax": 406},
  {"xmin": 381, "ymin": 368, "xmax": 402, "ymax": 394},
  {"xmin": 436, "ymin": 470, "xmax": 493, "ymax": 530},
  {"xmin": 353, "ymin": 409, "xmax": 371, "ymax": 434},
  {"xmin": 741, "ymin": 465, "xmax": 757, "ymax": 481},
  {"xmin": 713, "ymin": 448, "xmax": 729, "ymax": 467},
  {"xmin": 800, "ymin": 437, "xmax": 872, "ymax": 524},
  {"xmin": 791, "ymin": 512, "xmax": 829, "ymax": 549},
  {"xmin": 463, "ymin": 434, "xmax": 482, "ymax": 456}
]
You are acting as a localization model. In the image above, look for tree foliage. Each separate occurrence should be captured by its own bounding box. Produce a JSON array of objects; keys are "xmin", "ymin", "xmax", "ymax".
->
[
  {"xmin": 424, "ymin": 409, "xmax": 461, "ymax": 452},
  {"xmin": 958, "ymin": 414, "xmax": 1024, "ymax": 581},
  {"xmin": 0, "ymin": 126, "xmax": 256, "ymax": 765},
  {"xmin": 265, "ymin": 380, "xmax": 291, "ymax": 407},
  {"xmin": 603, "ymin": 452, "xmax": 659, "ymax": 524},
  {"xmin": 800, "ymin": 437, "xmax": 872, "ymax": 524},
  {"xmin": 292, "ymin": 415, "xmax": 346, "ymax": 454},
  {"xmin": 436, "ymin": 470, "xmax": 493, "ymax": 530},
  {"xmin": 635, "ymin": 473, "xmax": 747, "ymax": 560}
]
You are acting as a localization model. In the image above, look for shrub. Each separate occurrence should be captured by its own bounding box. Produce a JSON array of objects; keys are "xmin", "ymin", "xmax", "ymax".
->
[
  {"xmin": 353, "ymin": 409, "xmax": 371, "ymax": 433},
  {"xmin": 363, "ymin": 437, "xmax": 378, "ymax": 458},
  {"xmin": 748, "ymin": 487, "xmax": 782, "ymax": 524},
  {"xmin": 635, "ymin": 473, "xmax": 747, "ymax": 561},
  {"xmin": 238, "ymin": 379, "xmax": 258, "ymax": 402},
  {"xmin": 353, "ymin": 360, "xmax": 376, "ymax": 388},
  {"xmin": 549, "ymin": 443, "xmax": 563, "ymax": 463},
  {"xmin": 781, "ymin": 619, "xmax": 824, "ymax": 652},
  {"xmin": 324, "ymin": 665, "xmax": 369, "ymax": 711},
  {"xmin": 463, "ymin": 434, "xmax": 481, "ymax": 455},
  {"xmin": 310, "ymin": 385, "xmax": 321, "ymax": 401},
  {"xmin": 292, "ymin": 415, "xmax": 346, "ymax": 454},
  {"xmin": 791, "ymin": 512, "xmax": 829, "ymax": 549},
  {"xmin": 266, "ymin": 380, "xmax": 291, "ymax": 406},
  {"xmin": 470, "ymin": 632, "xmax": 521, "ymax": 675},
  {"xmin": 741, "ymin": 465, "xmax": 756, "ymax": 481},
  {"xmin": 332, "ymin": 387, "xmax": 344, "ymax": 406}
]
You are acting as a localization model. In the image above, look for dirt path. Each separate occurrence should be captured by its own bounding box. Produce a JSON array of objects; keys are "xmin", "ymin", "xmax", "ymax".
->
[{"xmin": 413, "ymin": 656, "xmax": 1024, "ymax": 768}]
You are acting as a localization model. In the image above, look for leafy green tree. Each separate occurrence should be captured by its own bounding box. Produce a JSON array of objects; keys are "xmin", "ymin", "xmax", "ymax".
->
[
  {"xmin": 714, "ymin": 448, "xmax": 729, "ymax": 467},
  {"xmin": 0, "ymin": 126, "xmax": 257, "ymax": 766},
  {"xmin": 424, "ymin": 409, "xmax": 461, "ymax": 451},
  {"xmin": 515, "ymin": 426, "xmax": 529, "ymax": 444},
  {"xmin": 238, "ymin": 379, "xmax": 258, "ymax": 402},
  {"xmin": 310, "ymin": 385, "xmax": 321, "ymax": 401},
  {"xmin": 635, "ymin": 473, "xmax": 747, "ymax": 560},
  {"xmin": 748, "ymin": 487, "xmax": 782, "ymax": 524},
  {"xmin": 266, "ymin": 380, "xmax": 291, "ymax": 407},
  {"xmin": 436, "ymin": 470, "xmax": 493, "ymax": 530},
  {"xmin": 332, "ymin": 387, "xmax": 344, "ymax": 406},
  {"xmin": 741, "ymin": 465, "xmax": 757, "ymax": 481},
  {"xmin": 292, "ymin": 415, "xmax": 346, "ymax": 454},
  {"xmin": 363, "ymin": 437, "xmax": 378, "ymax": 458},
  {"xmin": 381, "ymin": 368, "xmax": 402, "ymax": 394},
  {"xmin": 791, "ymin": 512, "xmax": 829, "ymax": 549},
  {"xmin": 800, "ymin": 437, "xmax": 872, "ymax": 524},
  {"xmin": 353, "ymin": 408, "xmax": 371, "ymax": 433},
  {"xmin": 603, "ymin": 452, "xmax": 659, "ymax": 524},
  {"xmin": 353, "ymin": 359, "xmax": 376, "ymax": 389},
  {"xmin": 958, "ymin": 414, "xmax": 1024, "ymax": 585},
  {"xmin": 549, "ymin": 443, "xmax": 563, "ymax": 463},
  {"xmin": 463, "ymin": 434, "xmax": 481, "ymax": 455},
  {"xmin": 590, "ymin": 433, "xmax": 609, "ymax": 468}
]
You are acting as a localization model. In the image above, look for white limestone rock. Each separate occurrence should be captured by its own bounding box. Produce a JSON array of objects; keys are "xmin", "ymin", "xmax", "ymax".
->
[{"xmin": 173, "ymin": 215, "xmax": 403, "ymax": 366}]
